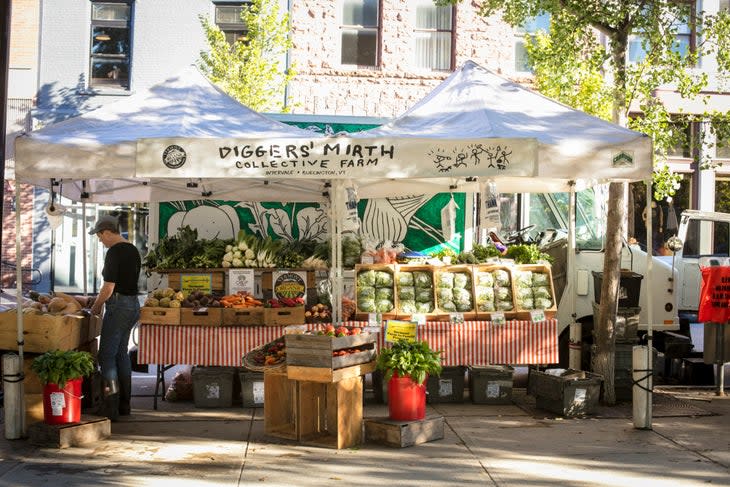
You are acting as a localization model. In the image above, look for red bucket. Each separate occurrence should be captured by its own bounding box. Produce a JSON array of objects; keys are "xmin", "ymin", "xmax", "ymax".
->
[
  {"xmin": 43, "ymin": 378, "xmax": 83, "ymax": 425},
  {"xmin": 388, "ymin": 374, "xmax": 427, "ymax": 421}
]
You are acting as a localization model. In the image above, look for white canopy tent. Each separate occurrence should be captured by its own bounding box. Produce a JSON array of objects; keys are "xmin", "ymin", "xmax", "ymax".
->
[{"xmin": 9, "ymin": 61, "xmax": 656, "ymax": 435}]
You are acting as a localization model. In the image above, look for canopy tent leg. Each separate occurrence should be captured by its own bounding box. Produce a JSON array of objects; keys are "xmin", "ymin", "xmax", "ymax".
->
[
  {"xmin": 634, "ymin": 179, "xmax": 653, "ymax": 430},
  {"xmin": 567, "ymin": 182, "xmax": 580, "ymax": 370}
]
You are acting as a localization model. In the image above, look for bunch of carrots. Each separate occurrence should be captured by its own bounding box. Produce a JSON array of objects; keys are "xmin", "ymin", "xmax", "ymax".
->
[{"xmin": 219, "ymin": 291, "xmax": 263, "ymax": 309}]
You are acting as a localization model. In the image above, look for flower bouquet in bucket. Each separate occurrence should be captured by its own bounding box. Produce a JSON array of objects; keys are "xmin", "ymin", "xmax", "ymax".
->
[
  {"xmin": 376, "ymin": 339, "xmax": 442, "ymax": 421},
  {"xmin": 31, "ymin": 349, "xmax": 95, "ymax": 424}
]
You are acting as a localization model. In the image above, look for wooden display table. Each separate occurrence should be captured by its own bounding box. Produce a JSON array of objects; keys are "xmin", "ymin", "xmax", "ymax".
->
[{"xmin": 264, "ymin": 361, "xmax": 376, "ymax": 449}]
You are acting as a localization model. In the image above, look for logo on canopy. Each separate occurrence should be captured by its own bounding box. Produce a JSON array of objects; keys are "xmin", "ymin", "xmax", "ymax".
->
[
  {"xmin": 163, "ymin": 145, "xmax": 187, "ymax": 169},
  {"xmin": 612, "ymin": 150, "xmax": 634, "ymax": 168}
]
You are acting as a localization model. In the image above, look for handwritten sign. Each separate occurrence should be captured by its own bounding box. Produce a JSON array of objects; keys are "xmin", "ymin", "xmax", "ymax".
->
[
  {"xmin": 385, "ymin": 320, "xmax": 418, "ymax": 343},
  {"xmin": 228, "ymin": 268, "xmax": 255, "ymax": 296},
  {"xmin": 181, "ymin": 274, "xmax": 212, "ymax": 294},
  {"xmin": 137, "ymin": 137, "xmax": 538, "ymax": 180}
]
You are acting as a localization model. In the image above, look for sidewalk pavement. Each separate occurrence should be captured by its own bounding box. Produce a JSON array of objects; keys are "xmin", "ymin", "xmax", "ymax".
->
[{"xmin": 0, "ymin": 377, "xmax": 728, "ymax": 487}]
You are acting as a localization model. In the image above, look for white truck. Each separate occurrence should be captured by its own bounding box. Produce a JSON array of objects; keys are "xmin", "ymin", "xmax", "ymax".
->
[{"xmin": 508, "ymin": 190, "xmax": 730, "ymax": 367}]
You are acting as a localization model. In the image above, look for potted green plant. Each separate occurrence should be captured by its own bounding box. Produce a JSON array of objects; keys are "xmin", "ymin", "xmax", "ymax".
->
[
  {"xmin": 31, "ymin": 349, "xmax": 95, "ymax": 424},
  {"xmin": 376, "ymin": 339, "xmax": 442, "ymax": 421}
]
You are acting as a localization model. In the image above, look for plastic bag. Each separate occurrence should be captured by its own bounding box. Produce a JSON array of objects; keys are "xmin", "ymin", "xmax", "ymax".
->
[{"xmin": 165, "ymin": 368, "xmax": 194, "ymax": 402}]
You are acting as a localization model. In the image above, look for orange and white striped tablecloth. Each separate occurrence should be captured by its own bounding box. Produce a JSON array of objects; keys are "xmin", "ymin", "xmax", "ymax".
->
[{"xmin": 139, "ymin": 319, "xmax": 558, "ymax": 367}]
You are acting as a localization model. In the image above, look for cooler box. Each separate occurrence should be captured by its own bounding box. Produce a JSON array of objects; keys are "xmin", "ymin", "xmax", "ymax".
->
[
  {"xmin": 239, "ymin": 369, "xmax": 265, "ymax": 408},
  {"xmin": 192, "ymin": 366, "xmax": 235, "ymax": 408},
  {"xmin": 426, "ymin": 366, "xmax": 466, "ymax": 403},
  {"xmin": 469, "ymin": 365, "xmax": 513, "ymax": 404}
]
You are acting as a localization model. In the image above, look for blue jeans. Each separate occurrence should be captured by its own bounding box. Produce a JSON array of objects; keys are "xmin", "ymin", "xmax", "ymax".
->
[{"xmin": 98, "ymin": 294, "xmax": 140, "ymax": 388}]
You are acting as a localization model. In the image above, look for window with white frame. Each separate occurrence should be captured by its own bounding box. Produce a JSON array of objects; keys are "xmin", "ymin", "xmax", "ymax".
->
[
  {"xmin": 514, "ymin": 13, "xmax": 550, "ymax": 73},
  {"xmin": 716, "ymin": 122, "xmax": 730, "ymax": 159},
  {"xmin": 341, "ymin": 0, "xmax": 380, "ymax": 67},
  {"xmin": 629, "ymin": 2, "xmax": 696, "ymax": 64},
  {"xmin": 413, "ymin": 0, "xmax": 453, "ymax": 71},
  {"xmin": 214, "ymin": 1, "xmax": 251, "ymax": 45},
  {"xmin": 89, "ymin": 1, "xmax": 132, "ymax": 90}
]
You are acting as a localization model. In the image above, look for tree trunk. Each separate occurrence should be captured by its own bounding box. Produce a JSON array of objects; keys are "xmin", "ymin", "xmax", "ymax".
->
[
  {"xmin": 593, "ymin": 28, "xmax": 631, "ymax": 405},
  {"xmin": 594, "ymin": 182, "xmax": 625, "ymax": 405}
]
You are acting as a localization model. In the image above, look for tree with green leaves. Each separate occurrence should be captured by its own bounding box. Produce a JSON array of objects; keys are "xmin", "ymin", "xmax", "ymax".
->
[
  {"xmin": 198, "ymin": 0, "xmax": 295, "ymax": 112},
  {"xmin": 436, "ymin": 0, "xmax": 730, "ymax": 404}
]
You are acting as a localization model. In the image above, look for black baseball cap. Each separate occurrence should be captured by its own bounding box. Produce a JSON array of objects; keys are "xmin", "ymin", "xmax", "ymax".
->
[{"xmin": 89, "ymin": 215, "xmax": 119, "ymax": 235}]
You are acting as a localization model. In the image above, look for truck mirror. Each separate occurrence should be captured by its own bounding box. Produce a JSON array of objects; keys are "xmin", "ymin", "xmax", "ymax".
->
[{"xmin": 665, "ymin": 236, "xmax": 683, "ymax": 253}]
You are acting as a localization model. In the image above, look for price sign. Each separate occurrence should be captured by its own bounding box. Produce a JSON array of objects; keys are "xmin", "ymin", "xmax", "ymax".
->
[
  {"xmin": 385, "ymin": 320, "xmax": 418, "ymax": 343},
  {"xmin": 228, "ymin": 268, "xmax": 255, "ymax": 296},
  {"xmin": 449, "ymin": 312, "xmax": 464, "ymax": 324},
  {"xmin": 491, "ymin": 312, "xmax": 506, "ymax": 326},
  {"xmin": 181, "ymin": 274, "xmax": 212, "ymax": 294},
  {"xmin": 411, "ymin": 313, "xmax": 427, "ymax": 325},
  {"xmin": 530, "ymin": 309, "xmax": 546, "ymax": 323}
]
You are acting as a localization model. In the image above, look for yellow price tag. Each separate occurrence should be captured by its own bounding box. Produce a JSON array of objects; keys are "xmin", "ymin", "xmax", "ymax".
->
[{"xmin": 384, "ymin": 320, "xmax": 418, "ymax": 343}]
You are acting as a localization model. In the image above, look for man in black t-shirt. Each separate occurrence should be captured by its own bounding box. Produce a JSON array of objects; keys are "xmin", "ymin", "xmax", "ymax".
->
[{"xmin": 89, "ymin": 215, "xmax": 141, "ymax": 421}]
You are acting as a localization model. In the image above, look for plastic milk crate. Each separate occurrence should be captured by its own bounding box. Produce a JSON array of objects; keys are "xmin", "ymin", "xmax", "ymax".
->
[{"xmin": 192, "ymin": 366, "xmax": 236, "ymax": 408}]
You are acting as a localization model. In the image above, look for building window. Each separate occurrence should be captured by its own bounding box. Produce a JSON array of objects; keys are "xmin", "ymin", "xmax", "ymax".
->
[
  {"xmin": 629, "ymin": 3, "xmax": 696, "ymax": 64},
  {"xmin": 214, "ymin": 2, "xmax": 250, "ymax": 45},
  {"xmin": 667, "ymin": 121, "xmax": 696, "ymax": 158},
  {"xmin": 89, "ymin": 1, "xmax": 132, "ymax": 90},
  {"xmin": 413, "ymin": 0, "xmax": 453, "ymax": 71},
  {"xmin": 716, "ymin": 123, "xmax": 730, "ymax": 159},
  {"xmin": 514, "ymin": 13, "xmax": 550, "ymax": 73},
  {"xmin": 341, "ymin": 0, "xmax": 380, "ymax": 67},
  {"xmin": 720, "ymin": 0, "xmax": 730, "ymax": 12}
]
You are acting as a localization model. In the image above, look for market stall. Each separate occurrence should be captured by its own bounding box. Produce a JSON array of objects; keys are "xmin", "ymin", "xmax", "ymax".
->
[{"xmin": 12, "ymin": 61, "xmax": 654, "ymax": 411}]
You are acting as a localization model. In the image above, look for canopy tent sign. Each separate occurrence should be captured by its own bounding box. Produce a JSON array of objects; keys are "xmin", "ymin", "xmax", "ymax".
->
[
  {"xmin": 15, "ymin": 61, "xmax": 653, "ymax": 202},
  {"xmin": 135, "ymin": 136, "xmax": 537, "ymax": 179}
]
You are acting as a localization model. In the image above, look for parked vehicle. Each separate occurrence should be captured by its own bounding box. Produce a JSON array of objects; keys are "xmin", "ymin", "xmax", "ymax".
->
[{"xmin": 505, "ymin": 189, "xmax": 730, "ymax": 368}]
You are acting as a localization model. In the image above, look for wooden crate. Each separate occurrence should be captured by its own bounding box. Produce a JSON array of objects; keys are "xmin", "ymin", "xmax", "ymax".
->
[
  {"xmin": 264, "ymin": 371, "xmax": 299, "ymax": 441},
  {"xmin": 433, "ymin": 265, "xmax": 477, "ymax": 320},
  {"xmin": 25, "ymin": 393, "xmax": 44, "ymax": 425},
  {"xmin": 365, "ymin": 416, "xmax": 445, "ymax": 448},
  {"xmin": 472, "ymin": 264, "xmax": 518, "ymax": 321},
  {"xmin": 222, "ymin": 307, "xmax": 265, "ymax": 326},
  {"xmin": 354, "ymin": 264, "xmax": 397, "ymax": 317},
  {"xmin": 0, "ymin": 312, "xmax": 86, "ymax": 353},
  {"xmin": 394, "ymin": 264, "xmax": 436, "ymax": 320},
  {"xmin": 82, "ymin": 315, "xmax": 103, "ymax": 342},
  {"xmin": 180, "ymin": 307, "xmax": 223, "ymax": 326},
  {"xmin": 286, "ymin": 331, "xmax": 377, "ymax": 369},
  {"xmin": 287, "ymin": 360, "xmax": 376, "ymax": 383},
  {"xmin": 139, "ymin": 307, "xmax": 181, "ymax": 325},
  {"xmin": 161, "ymin": 269, "xmax": 226, "ymax": 293},
  {"xmin": 28, "ymin": 416, "xmax": 111, "ymax": 448},
  {"xmin": 263, "ymin": 306, "xmax": 305, "ymax": 326},
  {"xmin": 511, "ymin": 263, "xmax": 558, "ymax": 321},
  {"xmin": 264, "ymin": 369, "xmax": 366, "ymax": 449}
]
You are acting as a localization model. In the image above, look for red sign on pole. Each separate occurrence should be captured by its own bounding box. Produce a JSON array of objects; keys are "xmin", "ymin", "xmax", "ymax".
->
[{"xmin": 698, "ymin": 266, "xmax": 730, "ymax": 323}]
